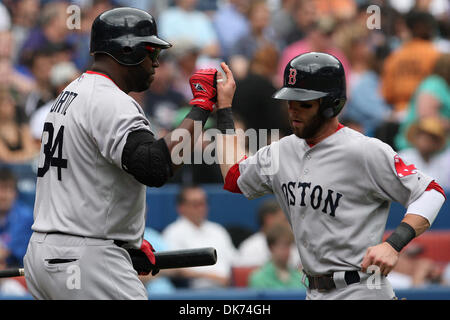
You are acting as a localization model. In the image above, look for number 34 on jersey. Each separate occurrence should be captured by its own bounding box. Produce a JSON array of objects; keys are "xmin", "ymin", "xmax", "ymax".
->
[{"xmin": 37, "ymin": 90, "xmax": 78, "ymax": 181}]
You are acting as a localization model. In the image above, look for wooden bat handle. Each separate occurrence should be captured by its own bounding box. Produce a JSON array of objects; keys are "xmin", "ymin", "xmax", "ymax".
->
[{"xmin": 0, "ymin": 248, "xmax": 217, "ymax": 278}]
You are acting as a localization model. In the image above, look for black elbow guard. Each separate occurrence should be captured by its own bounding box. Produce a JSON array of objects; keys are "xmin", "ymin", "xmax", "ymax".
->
[{"xmin": 122, "ymin": 130, "xmax": 173, "ymax": 187}]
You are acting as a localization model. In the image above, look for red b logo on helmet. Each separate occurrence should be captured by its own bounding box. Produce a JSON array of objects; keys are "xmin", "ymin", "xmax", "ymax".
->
[{"xmin": 288, "ymin": 68, "xmax": 297, "ymax": 85}]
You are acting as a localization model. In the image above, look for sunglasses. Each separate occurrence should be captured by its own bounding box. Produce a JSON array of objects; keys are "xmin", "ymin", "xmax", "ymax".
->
[
  {"xmin": 299, "ymin": 102, "xmax": 313, "ymax": 109},
  {"xmin": 289, "ymin": 101, "xmax": 314, "ymax": 109},
  {"xmin": 145, "ymin": 45, "xmax": 161, "ymax": 62}
]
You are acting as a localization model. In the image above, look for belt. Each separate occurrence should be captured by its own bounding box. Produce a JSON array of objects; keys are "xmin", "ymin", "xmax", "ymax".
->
[
  {"xmin": 305, "ymin": 271, "xmax": 361, "ymax": 292},
  {"xmin": 45, "ymin": 231, "xmax": 127, "ymax": 247}
]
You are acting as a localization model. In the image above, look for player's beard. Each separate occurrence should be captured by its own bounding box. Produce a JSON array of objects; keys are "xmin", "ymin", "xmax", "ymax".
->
[
  {"xmin": 129, "ymin": 64, "xmax": 153, "ymax": 92},
  {"xmin": 291, "ymin": 111, "xmax": 327, "ymax": 140}
]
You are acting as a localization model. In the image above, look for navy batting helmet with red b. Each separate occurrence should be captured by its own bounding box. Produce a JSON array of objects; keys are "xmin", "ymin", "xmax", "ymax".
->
[{"xmin": 273, "ymin": 52, "xmax": 347, "ymax": 118}]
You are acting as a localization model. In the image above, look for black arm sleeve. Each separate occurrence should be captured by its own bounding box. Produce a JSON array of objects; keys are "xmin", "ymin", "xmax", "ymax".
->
[{"xmin": 122, "ymin": 130, "xmax": 173, "ymax": 188}]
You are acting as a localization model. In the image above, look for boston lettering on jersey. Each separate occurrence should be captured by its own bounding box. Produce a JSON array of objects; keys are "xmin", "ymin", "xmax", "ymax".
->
[
  {"xmin": 50, "ymin": 90, "xmax": 78, "ymax": 115},
  {"xmin": 281, "ymin": 181, "xmax": 343, "ymax": 217}
]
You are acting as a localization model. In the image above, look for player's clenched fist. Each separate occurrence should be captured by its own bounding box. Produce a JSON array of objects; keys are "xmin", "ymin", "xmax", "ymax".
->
[
  {"xmin": 127, "ymin": 239, "xmax": 159, "ymax": 276},
  {"xmin": 361, "ymin": 242, "xmax": 399, "ymax": 276},
  {"xmin": 189, "ymin": 68, "xmax": 218, "ymax": 111}
]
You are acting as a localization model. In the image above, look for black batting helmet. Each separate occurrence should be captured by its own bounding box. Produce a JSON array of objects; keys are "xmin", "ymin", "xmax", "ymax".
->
[
  {"xmin": 90, "ymin": 7, "xmax": 172, "ymax": 66},
  {"xmin": 273, "ymin": 52, "xmax": 346, "ymax": 118}
]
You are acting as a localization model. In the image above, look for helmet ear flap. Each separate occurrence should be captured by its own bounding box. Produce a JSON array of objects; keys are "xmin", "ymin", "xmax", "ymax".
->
[
  {"xmin": 320, "ymin": 97, "xmax": 346, "ymax": 118},
  {"xmin": 322, "ymin": 106, "xmax": 335, "ymax": 118}
]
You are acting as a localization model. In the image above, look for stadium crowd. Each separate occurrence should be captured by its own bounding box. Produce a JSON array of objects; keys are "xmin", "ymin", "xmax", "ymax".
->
[{"xmin": 0, "ymin": 0, "xmax": 449, "ymax": 297}]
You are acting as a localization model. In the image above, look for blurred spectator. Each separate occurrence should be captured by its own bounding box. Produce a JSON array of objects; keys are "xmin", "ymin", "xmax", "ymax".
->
[
  {"xmin": 0, "ymin": 89, "xmax": 39, "ymax": 163},
  {"xmin": 248, "ymin": 223, "xmax": 306, "ymax": 290},
  {"xmin": 0, "ymin": 31, "xmax": 14, "ymax": 62},
  {"xmin": 229, "ymin": 0, "xmax": 278, "ymax": 79},
  {"xmin": 398, "ymin": 118, "xmax": 450, "ymax": 190},
  {"xmin": 342, "ymin": 42, "xmax": 392, "ymax": 137},
  {"xmin": 212, "ymin": 0, "xmax": 250, "ymax": 61},
  {"xmin": 442, "ymin": 263, "xmax": 450, "ymax": 286},
  {"xmin": 277, "ymin": 17, "xmax": 352, "ymax": 87},
  {"xmin": 338, "ymin": 3, "xmax": 389, "ymax": 52},
  {"xmin": 281, "ymin": 0, "xmax": 318, "ymax": 47},
  {"xmin": 0, "ymin": 168, "xmax": 34, "ymax": 267},
  {"xmin": 139, "ymin": 226, "xmax": 176, "ymax": 294},
  {"xmin": 235, "ymin": 199, "xmax": 300, "ymax": 269},
  {"xmin": 339, "ymin": 117, "xmax": 364, "ymax": 134},
  {"xmin": 435, "ymin": 18, "xmax": 449, "ymax": 53},
  {"xmin": 7, "ymin": 0, "xmax": 41, "ymax": 65},
  {"xmin": 269, "ymin": 0, "xmax": 297, "ymax": 49},
  {"xmin": 388, "ymin": 244, "xmax": 445, "ymax": 288},
  {"xmin": 0, "ymin": 32, "xmax": 36, "ymax": 101},
  {"xmin": 144, "ymin": 53, "xmax": 187, "ymax": 135},
  {"xmin": 171, "ymin": 41, "xmax": 201, "ymax": 102},
  {"xmin": 232, "ymin": 44, "xmax": 291, "ymax": 146},
  {"xmin": 72, "ymin": 0, "xmax": 114, "ymax": 70},
  {"xmin": 158, "ymin": 0, "xmax": 220, "ymax": 59},
  {"xmin": 18, "ymin": 1, "xmax": 74, "ymax": 70},
  {"xmin": 332, "ymin": 13, "xmax": 369, "ymax": 89},
  {"xmin": 380, "ymin": 10, "xmax": 440, "ymax": 119},
  {"xmin": 195, "ymin": 0, "xmax": 220, "ymax": 13},
  {"xmin": 162, "ymin": 185, "xmax": 237, "ymax": 289},
  {"xmin": 29, "ymin": 61, "xmax": 80, "ymax": 141},
  {"xmin": 0, "ymin": 2, "xmax": 11, "ymax": 32},
  {"xmin": 166, "ymin": 103, "xmax": 222, "ymax": 185},
  {"xmin": 395, "ymin": 53, "xmax": 450, "ymax": 151},
  {"xmin": 314, "ymin": 0, "xmax": 357, "ymax": 21},
  {"xmin": 23, "ymin": 46, "xmax": 57, "ymax": 117},
  {"xmin": 389, "ymin": 0, "xmax": 449, "ymax": 18},
  {"xmin": 167, "ymin": 125, "xmax": 223, "ymax": 185},
  {"xmin": 114, "ymin": 0, "xmax": 154, "ymax": 11}
]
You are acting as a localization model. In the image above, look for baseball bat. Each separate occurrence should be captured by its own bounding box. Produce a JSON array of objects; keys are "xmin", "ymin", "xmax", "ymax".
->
[{"xmin": 0, "ymin": 247, "xmax": 217, "ymax": 278}]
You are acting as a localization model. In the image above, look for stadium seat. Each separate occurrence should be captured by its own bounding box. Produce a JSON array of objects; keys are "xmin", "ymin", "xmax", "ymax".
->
[
  {"xmin": 231, "ymin": 266, "xmax": 259, "ymax": 287},
  {"xmin": 384, "ymin": 231, "xmax": 450, "ymax": 262}
]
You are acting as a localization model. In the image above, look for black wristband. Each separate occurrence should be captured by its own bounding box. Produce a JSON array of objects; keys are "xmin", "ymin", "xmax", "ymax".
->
[
  {"xmin": 385, "ymin": 222, "xmax": 416, "ymax": 252},
  {"xmin": 186, "ymin": 107, "xmax": 210, "ymax": 127},
  {"xmin": 217, "ymin": 108, "xmax": 235, "ymax": 134}
]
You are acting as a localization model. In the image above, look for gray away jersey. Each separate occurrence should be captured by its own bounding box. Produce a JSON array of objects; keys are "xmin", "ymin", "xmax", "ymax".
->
[
  {"xmin": 32, "ymin": 72, "xmax": 153, "ymax": 248},
  {"xmin": 237, "ymin": 127, "xmax": 433, "ymax": 275}
]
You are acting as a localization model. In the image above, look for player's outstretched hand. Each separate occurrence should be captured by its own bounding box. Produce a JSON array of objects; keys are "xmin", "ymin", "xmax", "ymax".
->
[
  {"xmin": 216, "ymin": 62, "xmax": 236, "ymax": 110},
  {"xmin": 189, "ymin": 68, "xmax": 218, "ymax": 112},
  {"xmin": 360, "ymin": 242, "xmax": 399, "ymax": 277}
]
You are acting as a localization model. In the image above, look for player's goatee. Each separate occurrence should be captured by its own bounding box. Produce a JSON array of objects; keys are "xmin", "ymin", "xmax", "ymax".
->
[
  {"xmin": 131, "ymin": 65, "xmax": 153, "ymax": 92},
  {"xmin": 291, "ymin": 112, "xmax": 326, "ymax": 139}
]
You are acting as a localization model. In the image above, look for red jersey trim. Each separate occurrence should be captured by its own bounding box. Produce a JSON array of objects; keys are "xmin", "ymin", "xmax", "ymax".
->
[
  {"xmin": 85, "ymin": 70, "xmax": 119, "ymax": 88},
  {"xmin": 307, "ymin": 123, "xmax": 345, "ymax": 148},
  {"xmin": 223, "ymin": 156, "xmax": 247, "ymax": 194}
]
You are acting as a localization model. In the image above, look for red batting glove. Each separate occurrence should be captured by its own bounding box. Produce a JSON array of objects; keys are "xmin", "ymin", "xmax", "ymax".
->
[
  {"xmin": 141, "ymin": 239, "xmax": 159, "ymax": 276},
  {"xmin": 140, "ymin": 239, "xmax": 156, "ymax": 265},
  {"xmin": 125, "ymin": 239, "xmax": 159, "ymax": 276},
  {"xmin": 189, "ymin": 68, "xmax": 218, "ymax": 111}
]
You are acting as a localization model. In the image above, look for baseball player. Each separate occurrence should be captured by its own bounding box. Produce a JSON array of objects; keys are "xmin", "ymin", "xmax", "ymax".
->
[
  {"xmin": 24, "ymin": 7, "xmax": 220, "ymax": 300},
  {"xmin": 214, "ymin": 53, "xmax": 446, "ymax": 299}
]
